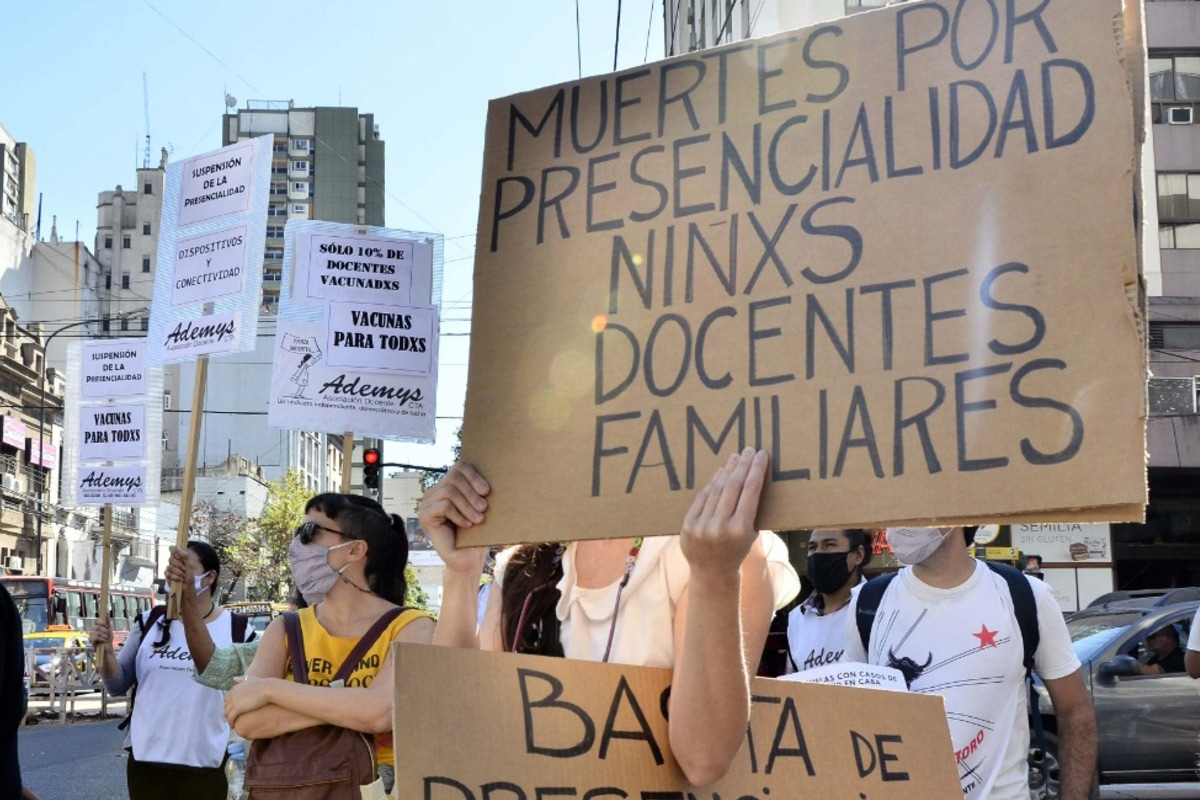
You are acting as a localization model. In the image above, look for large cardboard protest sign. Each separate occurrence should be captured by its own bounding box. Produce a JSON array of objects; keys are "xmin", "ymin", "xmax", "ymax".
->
[
  {"xmin": 394, "ymin": 645, "xmax": 960, "ymax": 799},
  {"xmin": 268, "ymin": 221, "xmax": 442, "ymax": 442},
  {"xmin": 460, "ymin": 0, "xmax": 1147, "ymax": 545}
]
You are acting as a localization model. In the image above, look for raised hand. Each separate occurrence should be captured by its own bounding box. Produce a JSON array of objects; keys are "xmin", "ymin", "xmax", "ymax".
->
[
  {"xmin": 417, "ymin": 462, "xmax": 491, "ymax": 576},
  {"xmin": 680, "ymin": 448, "xmax": 769, "ymax": 582}
]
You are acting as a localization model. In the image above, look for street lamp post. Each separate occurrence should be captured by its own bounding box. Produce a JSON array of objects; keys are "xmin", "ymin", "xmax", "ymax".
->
[{"xmin": 35, "ymin": 308, "xmax": 147, "ymax": 575}]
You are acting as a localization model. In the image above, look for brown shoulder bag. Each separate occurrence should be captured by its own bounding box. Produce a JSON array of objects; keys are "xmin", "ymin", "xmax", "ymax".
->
[{"xmin": 244, "ymin": 608, "xmax": 402, "ymax": 799}]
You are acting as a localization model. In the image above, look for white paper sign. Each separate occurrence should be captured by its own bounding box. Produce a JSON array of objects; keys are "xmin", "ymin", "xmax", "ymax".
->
[
  {"xmin": 327, "ymin": 303, "xmax": 435, "ymax": 374},
  {"xmin": 160, "ymin": 311, "xmax": 241, "ymax": 359},
  {"xmin": 74, "ymin": 465, "xmax": 147, "ymax": 505},
  {"xmin": 305, "ymin": 234, "xmax": 415, "ymax": 305},
  {"xmin": 1012, "ymin": 523, "xmax": 1112, "ymax": 563},
  {"xmin": 81, "ymin": 341, "xmax": 146, "ymax": 400},
  {"xmin": 171, "ymin": 225, "xmax": 248, "ymax": 306},
  {"xmin": 269, "ymin": 321, "xmax": 437, "ymax": 441},
  {"xmin": 80, "ymin": 403, "xmax": 147, "ymax": 462},
  {"xmin": 177, "ymin": 140, "xmax": 255, "ymax": 227},
  {"xmin": 779, "ymin": 662, "xmax": 908, "ymax": 693}
]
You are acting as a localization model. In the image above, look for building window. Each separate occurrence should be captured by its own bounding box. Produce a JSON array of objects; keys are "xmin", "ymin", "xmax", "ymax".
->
[
  {"xmin": 292, "ymin": 139, "xmax": 308, "ymax": 151},
  {"xmin": 164, "ymin": 391, "xmax": 172, "ymax": 410},
  {"xmin": 163, "ymin": 430, "xmax": 169, "ymax": 451},
  {"xmin": 1151, "ymin": 55, "xmax": 1200, "ymax": 102},
  {"xmin": 140, "ymin": 317, "xmax": 149, "ymax": 332},
  {"xmin": 105, "ymin": 274, "xmax": 111, "ymax": 290},
  {"xmin": 122, "ymin": 235, "xmax": 131, "ymax": 249},
  {"xmin": 267, "ymin": 206, "xmax": 286, "ymax": 217},
  {"xmin": 1153, "ymin": 323, "xmax": 1200, "ymax": 349},
  {"xmin": 273, "ymin": 165, "xmax": 287, "ymax": 175},
  {"xmin": 121, "ymin": 274, "xmax": 130, "ymax": 289},
  {"xmin": 104, "ymin": 236, "xmax": 112, "ymax": 249},
  {"xmin": 291, "ymin": 161, "xmax": 308, "ymax": 171},
  {"xmin": 101, "ymin": 319, "xmax": 110, "ymax": 332},
  {"xmin": 142, "ymin": 256, "xmax": 151, "ymax": 272},
  {"xmin": 291, "ymin": 182, "xmax": 308, "ymax": 194},
  {"xmin": 292, "ymin": 204, "xmax": 306, "ymax": 215},
  {"xmin": 265, "ymin": 251, "xmax": 283, "ymax": 261},
  {"xmin": 273, "ymin": 143, "xmax": 287, "ymax": 154},
  {"xmin": 143, "ymin": 222, "xmax": 151, "ymax": 235},
  {"xmin": 266, "ymin": 226, "xmax": 284, "ymax": 239},
  {"xmin": 120, "ymin": 318, "xmax": 129, "ymax": 332},
  {"xmin": 1157, "ymin": 173, "xmax": 1200, "ymax": 221},
  {"xmin": 143, "ymin": 183, "xmax": 153, "ymax": 195}
]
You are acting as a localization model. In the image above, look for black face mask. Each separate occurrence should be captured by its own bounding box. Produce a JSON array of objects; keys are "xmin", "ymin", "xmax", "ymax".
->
[{"xmin": 807, "ymin": 551, "xmax": 855, "ymax": 595}]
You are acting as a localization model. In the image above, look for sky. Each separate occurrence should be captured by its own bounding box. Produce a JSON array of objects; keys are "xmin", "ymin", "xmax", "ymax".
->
[{"xmin": 1, "ymin": 0, "xmax": 666, "ymax": 470}]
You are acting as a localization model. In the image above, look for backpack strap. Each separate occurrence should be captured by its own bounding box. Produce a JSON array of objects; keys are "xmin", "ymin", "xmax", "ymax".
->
[
  {"xmin": 331, "ymin": 607, "xmax": 406, "ymax": 685},
  {"xmin": 983, "ymin": 561, "xmax": 1040, "ymax": 674},
  {"xmin": 282, "ymin": 611, "xmax": 310, "ymax": 684},
  {"xmin": 230, "ymin": 612, "xmax": 255, "ymax": 644},
  {"xmin": 855, "ymin": 573, "xmax": 898, "ymax": 655}
]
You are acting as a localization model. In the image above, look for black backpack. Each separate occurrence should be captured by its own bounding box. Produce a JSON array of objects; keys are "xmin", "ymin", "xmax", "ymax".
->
[
  {"xmin": 854, "ymin": 560, "xmax": 1040, "ymax": 675},
  {"xmin": 117, "ymin": 605, "xmax": 254, "ymax": 730}
]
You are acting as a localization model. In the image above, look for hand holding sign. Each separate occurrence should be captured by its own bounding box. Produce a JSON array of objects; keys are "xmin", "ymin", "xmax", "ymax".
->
[
  {"xmin": 418, "ymin": 462, "xmax": 492, "ymax": 577},
  {"xmin": 680, "ymin": 448, "xmax": 768, "ymax": 583}
]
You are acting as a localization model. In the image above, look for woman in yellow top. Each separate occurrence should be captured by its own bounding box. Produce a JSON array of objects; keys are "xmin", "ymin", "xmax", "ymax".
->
[{"xmin": 223, "ymin": 493, "xmax": 434, "ymax": 792}]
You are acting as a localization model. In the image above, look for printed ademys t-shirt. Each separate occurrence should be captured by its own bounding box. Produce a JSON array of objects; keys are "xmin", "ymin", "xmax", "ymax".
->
[
  {"xmin": 844, "ymin": 561, "xmax": 1079, "ymax": 800},
  {"xmin": 786, "ymin": 597, "xmax": 854, "ymax": 673}
]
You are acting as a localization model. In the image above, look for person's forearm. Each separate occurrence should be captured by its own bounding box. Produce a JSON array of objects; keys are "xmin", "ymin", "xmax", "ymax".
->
[
  {"xmin": 262, "ymin": 678, "xmax": 392, "ymax": 734},
  {"xmin": 433, "ymin": 568, "xmax": 482, "ymax": 649},
  {"xmin": 181, "ymin": 606, "xmax": 216, "ymax": 673},
  {"xmin": 669, "ymin": 571, "xmax": 747, "ymax": 787},
  {"xmin": 1186, "ymin": 650, "xmax": 1200, "ymax": 679},
  {"xmin": 1057, "ymin": 702, "xmax": 1098, "ymax": 800},
  {"xmin": 97, "ymin": 648, "xmax": 120, "ymax": 681},
  {"xmin": 233, "ymin": 703, "xmax": 323, "ymax": 740}
]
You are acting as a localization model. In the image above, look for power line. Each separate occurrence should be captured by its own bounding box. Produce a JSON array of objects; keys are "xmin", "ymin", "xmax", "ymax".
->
[
  {"xmin": 614, "ymin": 0, "xmax": 625, "ymax": 71},
  {"xmin": 644, "ymin": 0, "xmax": 657, "ymax": 62},
  {"xmin": 576, "ymin": 0, "xmax": 584, "ymax": 79}
]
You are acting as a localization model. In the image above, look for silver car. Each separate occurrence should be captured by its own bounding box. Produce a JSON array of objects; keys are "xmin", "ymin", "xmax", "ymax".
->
[{"xmin": 1029, "ymin": 596, "xmax": 1200, "ymax": 799}]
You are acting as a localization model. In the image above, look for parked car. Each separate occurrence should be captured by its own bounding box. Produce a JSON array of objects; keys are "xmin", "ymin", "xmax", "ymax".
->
[
  {"xmin": 224, "ymin": 601, "xmax": 291, "ymax": 635},
  {"xmin": 23, "ymin": 627, "xmax": 92, "ymax": 692},
  {"xmin": 1028, "ymin": 597, "xmax": 1200, "ymax": 798}
]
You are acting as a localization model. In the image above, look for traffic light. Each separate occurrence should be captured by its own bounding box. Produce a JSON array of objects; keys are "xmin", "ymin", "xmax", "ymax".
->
[{"xmin": 363, "ymin": 448, "xmax": 381, "ymax": 489}]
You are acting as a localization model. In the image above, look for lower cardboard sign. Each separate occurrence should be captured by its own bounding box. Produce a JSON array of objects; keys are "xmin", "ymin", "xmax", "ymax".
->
[{"xmin": 394, "ymin": 644, "xmax": 960, "ymax": 799}]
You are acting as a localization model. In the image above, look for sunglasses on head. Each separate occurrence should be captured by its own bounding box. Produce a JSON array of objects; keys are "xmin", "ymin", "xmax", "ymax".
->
[{"xmin": 294, "ymin": 521, "xmax": 344, "ymax": 544}]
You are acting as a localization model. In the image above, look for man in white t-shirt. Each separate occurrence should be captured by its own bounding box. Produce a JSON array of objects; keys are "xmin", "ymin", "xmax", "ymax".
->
[
  {"xmin": 1185, "ymin": 608, "xmax": 1200, "ymax": 678},
  {"xmin": 844, "ymin": 526, "xmax": 1096, "ymax": 800}
]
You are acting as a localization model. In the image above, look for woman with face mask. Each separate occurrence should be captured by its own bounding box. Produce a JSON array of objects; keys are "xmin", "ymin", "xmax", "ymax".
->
[
  {"xmin": 223, "ymin": 493, "xmax": 434, "ymax": 795},
  {"xmin": 784, "ymin": 529, "xmax": 871, "ymax": 674},
  {"xmin": 89, "ymin": 541, "xmax": 251, "ymax": 800}
]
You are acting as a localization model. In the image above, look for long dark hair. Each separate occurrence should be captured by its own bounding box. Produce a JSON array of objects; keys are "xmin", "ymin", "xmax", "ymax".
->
[
  {"xmin": 304, "ymin": 493, "xmax": 409, "ymax": 606},
  {"xmin": 151, "ymin": 540, "xmax": 220, "ymax": 649},
  {"xmin": 499, "ymin": 543, "xmax": 565, "ymax": 656}
]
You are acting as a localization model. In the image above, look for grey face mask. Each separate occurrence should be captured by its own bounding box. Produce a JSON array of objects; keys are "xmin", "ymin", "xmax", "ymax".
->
[{"xmin": 287, "ymin": 538, "xmax": 353, "ymax": 605}]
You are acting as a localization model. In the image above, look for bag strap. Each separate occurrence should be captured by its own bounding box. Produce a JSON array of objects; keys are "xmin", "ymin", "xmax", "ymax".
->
[
  {"xmin": 137, "ymin": 605, "xmax": 166, "ymax": 639},
  {"xmin": 331, "ymin": 607, "xmax": 406, "ymax": 685},
  {"xmin": 983, "ymin": 561, "xmax": 1040, "ymax": 674},
  {"xmin": 855, "ymin": 572, "xmax": 897, "ymax": 655},
  {"xmin": 282, "ymin": 611, "xmax": 309, "ymax": 684}
]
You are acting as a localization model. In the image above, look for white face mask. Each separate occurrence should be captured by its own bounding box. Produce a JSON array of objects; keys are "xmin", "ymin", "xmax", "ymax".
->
[
  {"xmin": 886, "ymin": 527, "xmax": 953, "ymax": 565},
  {"xmin": 193, "ymin": 570, "xmax": 212, "ymax": 597}
]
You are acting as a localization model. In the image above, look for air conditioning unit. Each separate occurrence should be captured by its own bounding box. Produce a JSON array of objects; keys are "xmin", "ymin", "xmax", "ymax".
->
[
  {"xmin": 1148, "ymin": 376, "xmax": 1198, "ymax": 414},
  {"xmin": 6, "ymin": 556, "xmax": 21, "ymax": 570},
  {"xmin": 1, "ymin": 474, "xmax": 17, "ymax": 492},
  {"xmin": 1169, "ymin": 106, "xmax": 1194, "ymax": 125}
]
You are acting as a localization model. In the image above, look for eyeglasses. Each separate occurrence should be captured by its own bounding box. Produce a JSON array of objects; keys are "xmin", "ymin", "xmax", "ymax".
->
[{"xmin": 294, "ymin": 521, "xmax": 344, "ymax": 544}]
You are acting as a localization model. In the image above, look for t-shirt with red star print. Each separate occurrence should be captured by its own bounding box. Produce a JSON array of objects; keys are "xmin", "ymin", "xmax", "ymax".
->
[{"xmin": 843, "ymin": 559, "xmax": 1079, "ymax": 800}]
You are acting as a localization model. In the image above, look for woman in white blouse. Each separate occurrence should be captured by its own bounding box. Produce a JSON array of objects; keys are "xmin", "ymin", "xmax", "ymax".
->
[{"xmin": 423, "ymin": 448, "xmax": 799, "ymax": 787}]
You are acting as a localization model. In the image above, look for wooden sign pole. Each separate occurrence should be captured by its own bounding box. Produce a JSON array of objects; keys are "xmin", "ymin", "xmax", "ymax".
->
[
  {"xmin": 167, "ymin": 356, "xmax": 209, "ymax": 620},
  {"xmin": 341, "ymin": 431, "xmax": 354, "ymax": 494},
  {"xmin": 97, "ymin": 503, "xmax": 113, "ymax": 662}
]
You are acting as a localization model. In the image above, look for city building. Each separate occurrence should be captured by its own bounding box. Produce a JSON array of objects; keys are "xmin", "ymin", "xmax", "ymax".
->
[
  {"xmin": 221, "ymin": 101, "xmax": 385, "ymax": 310},
  {"xmin": 0, "ymin": 123, "xmax": 35, "ymax": 235}
]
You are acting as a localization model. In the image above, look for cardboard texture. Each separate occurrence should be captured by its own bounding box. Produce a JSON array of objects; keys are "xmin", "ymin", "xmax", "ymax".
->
[
  {"xmin": 393, "ymin": 644, "xmax": 961, "ymax": 798},
  {"xmin": 462, "ymin": 0, "xmax": 1147, "ymax": 546}
]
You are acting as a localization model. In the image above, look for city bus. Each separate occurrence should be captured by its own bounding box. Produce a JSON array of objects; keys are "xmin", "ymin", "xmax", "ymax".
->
[{"xmin": 0, "ymin": 575, "xmax": 155, "ymax": 647}]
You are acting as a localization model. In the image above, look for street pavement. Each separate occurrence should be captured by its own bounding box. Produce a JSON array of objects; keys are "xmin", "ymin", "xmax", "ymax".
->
[{"xmin": 18, "ymin": 719, "xmax": 127, "ymax": 800}]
